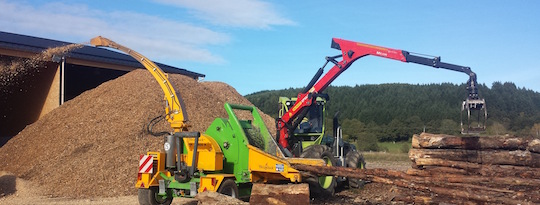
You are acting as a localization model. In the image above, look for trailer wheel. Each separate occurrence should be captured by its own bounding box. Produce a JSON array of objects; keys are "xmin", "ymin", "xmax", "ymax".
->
[
  {"xmin": 345, "ymin": 150, "xmax": 366, "ymax": 188},
  {"xmin": 138, "ymin": 187, "xmax": 172, "ymax": 205},
  {"xmin": 300, "ymin": 145, "xmax": 336, "ymax": 198},
  {"xmin": 217, "ymin": 179, "xmax": 239, "ymax": 198}
]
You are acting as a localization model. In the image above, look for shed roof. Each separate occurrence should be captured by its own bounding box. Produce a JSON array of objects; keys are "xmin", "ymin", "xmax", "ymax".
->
[{"xmin": 0, "ymin": 31, "xmax": 205, "ymax": 79}]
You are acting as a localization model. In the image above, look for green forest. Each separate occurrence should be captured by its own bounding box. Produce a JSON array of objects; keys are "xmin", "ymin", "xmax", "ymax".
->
[{"xmin": 245, "ymin": 82, "xmax": 540, "ymax": 151}]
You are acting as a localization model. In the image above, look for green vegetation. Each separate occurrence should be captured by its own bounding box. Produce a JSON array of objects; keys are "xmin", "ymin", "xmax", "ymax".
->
[
  {"xmin": 246, "ymin": 82, "xmax": 540, "ymax": 150},
  {"xmin": 362, "ymin": 152, "xmax": 410, "ymax": 162},
  {"xmin": 377, "ymin": 141, "xmax": 411, "ymax": 153}
]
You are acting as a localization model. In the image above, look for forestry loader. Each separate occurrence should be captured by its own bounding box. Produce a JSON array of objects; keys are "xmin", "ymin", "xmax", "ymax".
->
[
  {"xmin": 90, "ymin": 36, "xmax": 327, "ymax": 205},
  {"xmin": 276, "ymin": 38, "xmax": 487, "ymax": 195}
]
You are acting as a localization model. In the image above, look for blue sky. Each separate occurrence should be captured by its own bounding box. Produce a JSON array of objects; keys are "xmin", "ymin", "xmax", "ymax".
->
[{"xmin": 1, "ymin": 0, "xmax": 539, "ymax": 95}]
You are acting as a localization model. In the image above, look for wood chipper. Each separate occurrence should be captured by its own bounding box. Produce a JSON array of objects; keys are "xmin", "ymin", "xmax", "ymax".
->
[{"xmin": 90, "ymin": 36, "xmax": 327, "ymax": 205}]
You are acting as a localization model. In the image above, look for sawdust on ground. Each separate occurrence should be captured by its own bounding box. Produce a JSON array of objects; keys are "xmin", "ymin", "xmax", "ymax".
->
[{"xmin": 0, "ymin": 171, "xmax": 197, "ymax": 205}]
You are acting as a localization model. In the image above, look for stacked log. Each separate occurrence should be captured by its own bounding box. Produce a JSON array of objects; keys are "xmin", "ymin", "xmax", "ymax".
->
[
  {"xmin": 249, "ymin": 184, "xmax": 309, "ymax": 205},
  {"xmin": 292, "ymin": 133, "xmax": 540, "ymax": 204},
  {"xmin": 407, "ymin": 133, "xmax": 540, "ymax": 204}
]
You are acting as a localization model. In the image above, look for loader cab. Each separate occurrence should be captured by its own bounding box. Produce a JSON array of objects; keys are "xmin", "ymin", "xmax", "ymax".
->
[{"xmin": 278, "ymin": 97, "xmax": 326, "ymax": 148}]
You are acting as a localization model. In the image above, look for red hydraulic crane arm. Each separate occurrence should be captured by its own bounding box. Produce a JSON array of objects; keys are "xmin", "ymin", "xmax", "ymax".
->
[
  {"xmin": 278, "ymin": 38, "xmax": 480, "ymax": 154},
  {"xmin": 281, "ymin": 39, "xmax": 406, "ymax": 124},
  {"xmin": 315, "ymin": 39, "xmax": 408, "ymax": 95},
  {"xmin": 277, "ymin": 38, "xmax": 408, "ymax": 153}
]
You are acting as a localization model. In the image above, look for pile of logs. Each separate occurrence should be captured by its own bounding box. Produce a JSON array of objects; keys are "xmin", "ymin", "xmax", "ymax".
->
[
  {"xmin": 407, "ymin": 133, "xmax": 540, "ymax": 204},
  {"xmin": 292, "ymin": 133, "xmax": 540, "ymax": 204}
]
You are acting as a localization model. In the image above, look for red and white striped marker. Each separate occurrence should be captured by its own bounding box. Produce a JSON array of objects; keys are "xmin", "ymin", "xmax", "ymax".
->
[{"xmin": 139, "ymin": 155, "xmax": 153, "ymax": 173}]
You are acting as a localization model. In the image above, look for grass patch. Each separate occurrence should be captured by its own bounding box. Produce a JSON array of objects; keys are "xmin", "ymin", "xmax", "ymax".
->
[
  {"xmin": 363, "ymin": 151, "xmax": 410, "ymax": 162},
  {"xmin": 355, "ymin": 141, "xmax": 412, "ymax": 162},
  {"xmin": 377, "ymin": 141, "xmax": 411, "ymax": 153}
]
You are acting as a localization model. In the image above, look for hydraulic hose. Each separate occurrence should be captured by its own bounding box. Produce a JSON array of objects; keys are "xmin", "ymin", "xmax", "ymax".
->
[{"xmin": 146, "ymin": 115, "xmax": 170, "ymax": 136}]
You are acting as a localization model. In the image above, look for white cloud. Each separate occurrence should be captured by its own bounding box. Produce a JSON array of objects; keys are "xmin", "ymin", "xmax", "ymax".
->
[
  {"xmin": 154, "ymin": 0, "xmax": 296, "ymax": 29},
  {"xmin": 0, "ymin": 1, "xmax": 229, "ymax": 63}
]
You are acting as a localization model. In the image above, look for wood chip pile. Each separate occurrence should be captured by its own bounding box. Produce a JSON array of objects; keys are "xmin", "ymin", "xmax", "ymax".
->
[{"xmin": 0, "ymin": 69, "xmax": 276, "ymax": 198}]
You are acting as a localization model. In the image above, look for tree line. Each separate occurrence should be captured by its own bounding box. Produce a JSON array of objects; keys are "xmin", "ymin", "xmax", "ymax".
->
[{"xmin": 245, "ymin": 82, "xmax": 540, "ymax": 151}]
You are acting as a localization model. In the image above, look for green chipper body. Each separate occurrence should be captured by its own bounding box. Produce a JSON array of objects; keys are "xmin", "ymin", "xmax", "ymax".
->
[{"xmin": 136, "ymin": 103, "xmax": 323, "ymax": 204}]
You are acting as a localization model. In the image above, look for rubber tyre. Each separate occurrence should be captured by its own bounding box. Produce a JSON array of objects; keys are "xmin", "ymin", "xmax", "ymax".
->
[
  {"xmin": 300, "ymin": 144, "xmax": 331, "ymax": 158},
  {"xmin": 300, "ymin": 145, "xmax": 337, "ymax": 198},
  {"xmin": 345, "ymin": 150, "xmax": 366, "ymax": 188},
  {"xmin": 217, "ymin": 179, "xmax": 239, "ymax": 198},
  {"xmin": 138, "ymin": 187, "xmax": 172, "ymax": 205}
]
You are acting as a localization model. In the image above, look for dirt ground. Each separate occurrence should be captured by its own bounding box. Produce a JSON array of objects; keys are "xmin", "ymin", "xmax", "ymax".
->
[
  {"xmin": 0, "ymin": 161, "xmax": 410, "ymax": 205},
  {"xmin": 312, "ymin": 160, "xmax": 413, "ymax": 205}
]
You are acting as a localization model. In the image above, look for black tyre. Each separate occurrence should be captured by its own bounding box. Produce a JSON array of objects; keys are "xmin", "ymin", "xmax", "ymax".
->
[
  {"xmin": 217, "ymin": 179, "xmax": 239, "ymax": 198},
  {"xmin": 138, "ymin": 187, "xmax": 172, "ymax": 205},
  {"xmin": 345, "ymin": 150, "xmax": 366, "ymax": 188},
  {"xmin": 300, "ymin": 145, "xmax": 337, "ymax": 198},
  {"xmin": 300, "ymin": 144, "xmax": 331, "ymax": 158}
]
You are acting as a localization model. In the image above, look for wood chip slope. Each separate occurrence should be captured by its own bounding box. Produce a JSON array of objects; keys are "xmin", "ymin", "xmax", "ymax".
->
[{"xmin": 0, "ymin": 69, "xmax": 276, "ymax": 198}]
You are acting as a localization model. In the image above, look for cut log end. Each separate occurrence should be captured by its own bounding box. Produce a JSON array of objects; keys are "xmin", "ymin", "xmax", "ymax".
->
[{"xmin": 249, "ymin": 183, "xmax": 309, "ymax": 205}]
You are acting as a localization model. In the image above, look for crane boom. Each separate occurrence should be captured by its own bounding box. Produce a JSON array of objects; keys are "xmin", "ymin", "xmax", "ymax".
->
[
  {"xmin": 277, "ymin": 38, "xmax": 486, "ymax": 153},
  {"xmin": 90, "ymin": 36, "xmax": 189, "ymax": 132},
  {"xmin": 330, "ymin": 38, "xmax": 480, "ymax": 99}
]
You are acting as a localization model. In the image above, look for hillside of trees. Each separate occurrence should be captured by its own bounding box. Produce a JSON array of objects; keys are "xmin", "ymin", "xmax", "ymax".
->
[{"xmin": 245, "ymin": 82, "xmax": 540, "ymax": 151}]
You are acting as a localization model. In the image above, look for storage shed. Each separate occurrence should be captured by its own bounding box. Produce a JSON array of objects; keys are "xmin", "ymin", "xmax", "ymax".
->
[{"xmin": 0, "ymin": 31, "xmax": 204, "ymax": 145}]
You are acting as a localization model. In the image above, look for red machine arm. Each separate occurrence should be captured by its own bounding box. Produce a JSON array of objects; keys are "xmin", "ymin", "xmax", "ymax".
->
[
  {"xmin": 277, "ymin": 38, "xmax": 408, "ymax": 154},
  {"xmin": 281, "ymin": 39, "xmax": 407, "ymax": 122},
  {"xmin": 277, "ymin": 38, "xmax": 483, "ymax": 155}
]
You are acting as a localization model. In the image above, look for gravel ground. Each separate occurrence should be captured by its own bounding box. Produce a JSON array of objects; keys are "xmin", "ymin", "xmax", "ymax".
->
[{"xmin": 367, "ymin": 160, "xmax": 411, "ymax": 172}]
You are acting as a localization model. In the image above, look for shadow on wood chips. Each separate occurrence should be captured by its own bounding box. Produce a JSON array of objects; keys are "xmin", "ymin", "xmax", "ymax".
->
[{"xmin": 0, "ymin": 174, "xmax": 16, "ymax": 198}]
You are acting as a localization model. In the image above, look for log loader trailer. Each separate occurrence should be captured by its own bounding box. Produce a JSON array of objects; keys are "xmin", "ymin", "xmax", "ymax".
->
[
  {"xmin": 90, "ymin": 37, "xmax": 327, "ymax": 205},
  {"xmin": 276, "ymin": 38, "xmax": 488, "ymax": 195}
]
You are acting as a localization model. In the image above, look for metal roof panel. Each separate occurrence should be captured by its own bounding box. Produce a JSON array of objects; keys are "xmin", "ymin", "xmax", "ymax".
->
[{"xmin": 0, "ymin": 31, "xmax": 205, "ymax": 78}]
